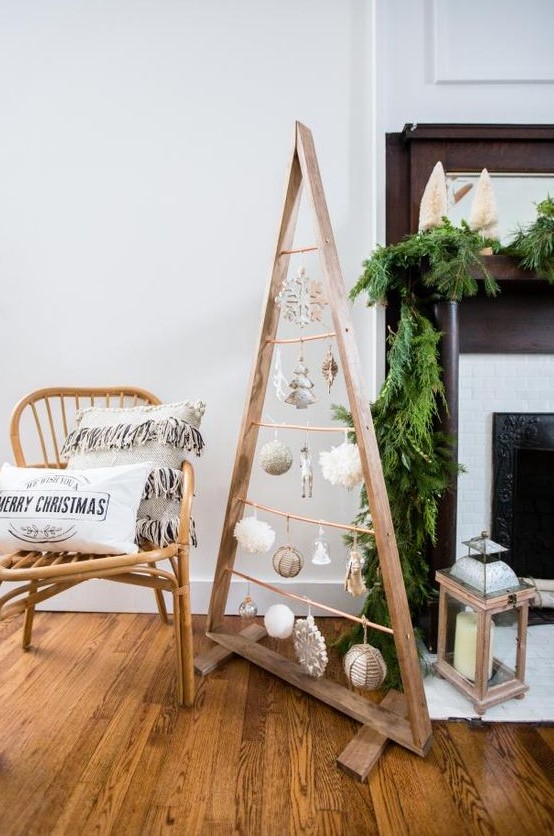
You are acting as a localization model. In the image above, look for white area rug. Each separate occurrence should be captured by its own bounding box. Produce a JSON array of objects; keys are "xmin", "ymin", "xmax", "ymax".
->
[{"xmin": 423, "ymin": 624, "xmax": 554, "ymax": 722}]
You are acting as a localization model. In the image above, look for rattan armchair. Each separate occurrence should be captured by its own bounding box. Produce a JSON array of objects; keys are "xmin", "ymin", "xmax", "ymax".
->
[{"xmin": 0, "ymin": 387, "xmax": 196, "ymax": 706}]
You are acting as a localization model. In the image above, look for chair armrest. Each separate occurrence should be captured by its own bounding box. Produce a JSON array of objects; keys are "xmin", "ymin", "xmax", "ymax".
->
[{"xmin": 177, "ymin": 459, "xmax": 195, "ymax": 545}]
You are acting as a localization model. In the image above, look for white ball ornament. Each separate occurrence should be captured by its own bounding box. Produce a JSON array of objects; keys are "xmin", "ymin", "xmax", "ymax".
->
[
  {"xmin": 234, "ymin": 516, "xmax": 276, "ymax": 554},
  {"xmin": 319, "ymin": 441, "xmax": 363, "ymax": 489},
  {"xmin": 259, "ymin": 439, "xmax": 293, "ymax": 475},
  {"xmin": 264, "ymin": 604, "xmax": 295, "ymax": 639}
]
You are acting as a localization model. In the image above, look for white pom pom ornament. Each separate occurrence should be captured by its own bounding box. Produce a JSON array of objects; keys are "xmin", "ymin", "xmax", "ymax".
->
[
  {"xmin": 264, "ymin": 604, "xmax": 295, "ymax": 638},
  {"xmin": 234, "ymin": 516, "xmax": 276, "ymax": 554},
  {"xmin": 319, "ymin": 441, "xmax": 363, "ymax": 489}
]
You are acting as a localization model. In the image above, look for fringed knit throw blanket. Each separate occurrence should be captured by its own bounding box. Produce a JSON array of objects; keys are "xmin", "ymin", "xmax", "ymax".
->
[{"xmin": 61, "ymin": 415, "xmax": 204, "ymax": 549}]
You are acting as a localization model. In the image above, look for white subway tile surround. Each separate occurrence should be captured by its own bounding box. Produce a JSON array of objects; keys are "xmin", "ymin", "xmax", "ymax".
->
[{"xmin": 457, "ymin": 354, "xmax": 554, "ymax": 558}]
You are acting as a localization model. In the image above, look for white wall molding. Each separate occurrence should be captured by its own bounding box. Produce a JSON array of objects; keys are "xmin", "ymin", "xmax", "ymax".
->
[{"xmin": 431, "ymin": 0, "xmax": 554, "ymax": 85}]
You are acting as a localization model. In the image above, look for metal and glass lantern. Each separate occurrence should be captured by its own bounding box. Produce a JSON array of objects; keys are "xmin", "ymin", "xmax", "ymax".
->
[{"xmin": 435, "ymin": 531, "xmax": 535, "ymax": 714}]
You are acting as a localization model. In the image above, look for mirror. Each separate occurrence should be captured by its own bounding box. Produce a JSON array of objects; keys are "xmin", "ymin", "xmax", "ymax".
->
[
  {"xmin": 385, "ymin": 123, "xmax": 554, "ymax": 244},
  {"xmin": 446, "ymin": 172, "xmax": 554, "ymax": 243}
]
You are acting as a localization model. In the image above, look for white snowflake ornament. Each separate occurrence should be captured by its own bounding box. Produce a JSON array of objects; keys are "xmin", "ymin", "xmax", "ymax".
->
[{"xmin": 293, "ymin": 615, "xmax": 329, "ymax": 678}]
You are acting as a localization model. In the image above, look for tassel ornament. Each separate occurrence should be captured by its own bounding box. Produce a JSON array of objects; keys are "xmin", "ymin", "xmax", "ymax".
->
[{"xmin": 344, "ymin": 536, "xmax": 366, "ymax": 596}]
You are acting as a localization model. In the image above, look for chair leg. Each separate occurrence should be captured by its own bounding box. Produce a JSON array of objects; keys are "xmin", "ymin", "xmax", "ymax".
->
[
  {"xmin": 154, "ymin": 588, "xmax": 169, "ymax": 624},
  {"xmin": 174, "ymin": 546, "xmax": 195, "ymax": 707},
  {"xmin": 22, "ymin": 584, "xmax": 37, "ymax": 649}
]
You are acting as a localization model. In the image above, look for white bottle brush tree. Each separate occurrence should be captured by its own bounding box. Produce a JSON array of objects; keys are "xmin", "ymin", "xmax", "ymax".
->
[
  {"xmin": 418, "ymin": 161, "xmax": 448, "ymax": 232},
  {"xmin": 469, "ymin": 168, "xmax": 499, "ymax": 243}
]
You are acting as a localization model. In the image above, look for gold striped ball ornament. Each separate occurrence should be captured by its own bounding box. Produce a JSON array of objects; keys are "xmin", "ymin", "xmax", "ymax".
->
[
  {"xmin": 272, "ymin": 544, "xmax": 304, "ymax": 578},
  {"xmin": 344, "ymin": 641, "xmax": 387, "ymax": 691}
]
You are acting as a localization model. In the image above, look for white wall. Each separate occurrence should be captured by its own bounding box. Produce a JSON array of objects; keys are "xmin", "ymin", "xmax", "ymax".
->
[
  {"xmin": 374, "ymin": 0, "xmax": 554, "ymax": 239},
  {"xmin": 2, "ymin": 0, "xmax": 553, "ymax": 614},
  {"xmin": 0, "ymin": 0, "xmax": 378, "ymax": 613}
]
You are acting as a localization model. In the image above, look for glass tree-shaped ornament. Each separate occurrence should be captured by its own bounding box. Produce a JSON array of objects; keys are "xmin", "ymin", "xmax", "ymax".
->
[{"xmin": 435, "ymin": 531, "xmax": 535, "ymax": 715}]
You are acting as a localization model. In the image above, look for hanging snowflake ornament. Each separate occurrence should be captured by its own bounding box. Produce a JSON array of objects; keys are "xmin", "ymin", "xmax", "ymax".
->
[
  {"xmin": 321, "ymin": 344, "xmax": 339, "ymax": 393},
  {"xmin": 307, "ymin": 280, "xmax": 327, "ymax": 322},
  {"xmin": 293, "ymin": 614, "xmax": 329, "ymax": 678},
  {"xmin": 275, "ymin": 266, "xmax": 327, "ymax": 327},
  {"xmin": 319, "ymin": 440, "xmax": 363, "ymax": 489},
  {"xmin": 234, "ymin": 515, "xmax": 276, "ymax": 554}
]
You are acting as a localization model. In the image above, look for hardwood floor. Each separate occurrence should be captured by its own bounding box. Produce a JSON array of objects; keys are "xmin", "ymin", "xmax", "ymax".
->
[{"xmin": 0, "ymin": 612, "xmax": 553, "ymax": 835}]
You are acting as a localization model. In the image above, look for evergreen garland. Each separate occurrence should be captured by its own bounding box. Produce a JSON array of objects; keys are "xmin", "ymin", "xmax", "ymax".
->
[
  {"xmin": 504, "ymin": 195, "xmax": 554, "ymax": 283},
  {"xmin": 335, "ymin": 202, "xmax": 554, "ymax": 691},
  {"xmin": 336, "ymin": 220, "xmax": 498, "ymax": 689}
]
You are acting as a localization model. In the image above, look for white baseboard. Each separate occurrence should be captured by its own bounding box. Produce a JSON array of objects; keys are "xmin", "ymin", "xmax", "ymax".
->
[{"xmin": 12, "ymin": 578, "xmax": 365, "ymax": 618}]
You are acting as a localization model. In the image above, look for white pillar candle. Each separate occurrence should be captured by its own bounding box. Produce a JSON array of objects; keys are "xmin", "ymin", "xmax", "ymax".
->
[{"xmin": 453, "ymin": 610, "xmax": 494, "ymax": 681}]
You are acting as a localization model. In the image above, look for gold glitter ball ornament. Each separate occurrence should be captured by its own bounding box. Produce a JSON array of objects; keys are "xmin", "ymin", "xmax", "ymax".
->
[
  {"xmin": 259, "ymin": 439, "xmax": 293, "ymax": 475},
  {"xmin": 344, "ymin": 642, "xmax": 387, "ymax": 690}
]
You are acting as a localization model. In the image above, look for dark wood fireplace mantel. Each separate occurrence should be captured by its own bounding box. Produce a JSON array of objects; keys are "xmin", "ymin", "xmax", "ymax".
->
[{"xmin": 461, "ymin": 255, "xmax": 554, "ymax": 354}]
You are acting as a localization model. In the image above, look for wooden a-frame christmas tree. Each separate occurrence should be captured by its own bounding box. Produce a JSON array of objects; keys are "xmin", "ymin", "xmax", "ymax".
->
[{"xmin": 194, "ymin": 122, "xmax": 432, "ymax": 779}]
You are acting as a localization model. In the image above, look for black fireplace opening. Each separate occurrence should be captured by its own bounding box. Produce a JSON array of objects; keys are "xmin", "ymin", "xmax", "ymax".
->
[
  {"xmin": 492, "ymin": 413, "xmax": 554, "ymax": 580},
  {"xmin": 513, "ymin": 447, "xmax": 554, "ymax": 578}
]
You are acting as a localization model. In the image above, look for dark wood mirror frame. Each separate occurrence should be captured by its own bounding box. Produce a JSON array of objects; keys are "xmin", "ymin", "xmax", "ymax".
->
[
  {"xmin": 385, "ymin": 124, "xmax": 554, "ymax": 646},
  {"xmin": 386, "ymin": 123, "xmax": 554, "ymax": 244}
]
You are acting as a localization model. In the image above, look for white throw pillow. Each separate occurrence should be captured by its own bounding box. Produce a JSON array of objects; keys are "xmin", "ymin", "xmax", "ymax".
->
[{"xmin": 0, "ymin": 461, "xmax": 152, "ymax": 555}]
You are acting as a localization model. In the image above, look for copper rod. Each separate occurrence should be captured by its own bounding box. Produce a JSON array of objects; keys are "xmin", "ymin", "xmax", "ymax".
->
[
  {"xmin": 265, "ymin": 331, "xmax": 335, "ymax": 345},
  {"xmin": 238, "ymin": 498, "xmax": 374, "ymax": 536},
  {"xmin": 231, "ymin": 569, "xmax": 394, "ymax": 635},
  {"xmin": 279, "ymin": 246, "xmax": 318, "ymax": 255},
  {"xmin": 252, "ymin": 420, "xmax": 351, "ymax": 434}
]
